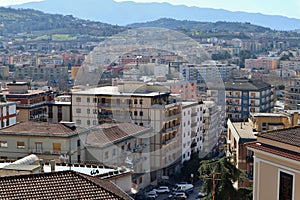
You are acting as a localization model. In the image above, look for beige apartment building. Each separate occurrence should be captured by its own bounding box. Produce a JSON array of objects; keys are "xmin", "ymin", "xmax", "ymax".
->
[
  {"xmin": 247, "ymin": 127, "xmax": 300, "ymax": 200},
  {"xmin": 71, "ymin": 83, "xmax": 182, "ymax": 183},
  {"xmin": 0, "ymin": 121, "xmax": 86, "ymax": 163}
]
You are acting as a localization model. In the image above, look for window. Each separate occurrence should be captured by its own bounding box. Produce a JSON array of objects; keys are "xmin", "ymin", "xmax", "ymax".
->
[
  {"xmin": 0, "ymin": 141, "xmax": 7, "ymax": 148},
  {"xmin": 17, "ymin": 141, "xmax": 25, "ymax": 149},
  {"xmin": 93, "ymin": 120, "xmax": 97, "ymax": 125},
  {"xmin": 87, "ymin": 120, "xmax": 90, "ymax": 125},
  {"xmin": 279, "ymin": 171, "xmax": 293, "ymax": 200},
  {"xmin": 134, "ymin": 111, "xmax": 137, "ymax": 116},
  {"xmin": 87, "ymin": 97, "xmax": 90, "ymax": 103},
  {"xmin": 139, "ymin": 99, "xmax": 143, "ymax": 104},
  {"xmin": 93, "ymin": 109, "xmax": 97, "ymax": 114},
  {"xmin": 76, "ymin": 119, "xmax": 81, "ymax": 125},
  {"xmin": 87, "ymin": 109, "xmax": 90, "ymax": 114},
  {"xmin": 76, "ymin": 108, "xmax": 81, "ymax": 113},
  {"xmin": 140, "ymin": 111, "xmax": 143, "ymax": 116},
  {"xmin": 76, "ymin": 97, "xmax": 81, "ymax": 102},
  {"xmin": 77, "ymin": 140, "xmax": 81, "ymax": 147},
  {"xmin": 35, "ymin": 142, "xmax": 43, "ymax": 153},
  {"xmin": 105, "ymin": 151, "xmax": 109, "ymax": 159},
  {"xmin": 93, "ymin": 98, "xmax": 97, "ymax": 103},
  {"xmin": 52, "ymin": 143, "xmax": 61, "ymax": 154},
  {"xmin": 134, "ymin": 99, "xmax": 138, "ymax": 104}
]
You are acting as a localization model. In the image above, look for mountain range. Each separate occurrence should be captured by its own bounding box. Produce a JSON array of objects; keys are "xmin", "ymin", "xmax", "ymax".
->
[{"xmin": 10, "ymin": 0, "xmax": 300, "ymax": 31}]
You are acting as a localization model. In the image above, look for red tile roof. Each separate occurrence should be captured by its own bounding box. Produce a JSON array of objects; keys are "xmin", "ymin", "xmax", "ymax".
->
[
  {"xmin": 87, "ymin": 123, "xmax": 149, "ymax": 146},
  {"xmin": 247, "ymin": 142, "xmax": 300, "ymax": 162},
  {"xmin": 0, "ymin": 170, "xmax": 132, "ymax": 200},
  {"xmin": 258, "ymin": 126, "xmax": 300, "ymax": 147},
  {"xmin": 0, "ymin": 121, "xmax": 81, "ymax": 136}
]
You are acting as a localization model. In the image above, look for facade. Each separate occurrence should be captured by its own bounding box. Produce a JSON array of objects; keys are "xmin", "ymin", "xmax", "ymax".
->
[
  {"xmin": 14, "ymin": 65, "xmax": 68, "ymax": 81},
  {"xmin": 247, "ymin": 127, "xmax": 300, "ymax": 200},
  {"xmin": 0, "ymin": 121, "xmax": 86, "ymax": 163},
  {"xmin": 158, "ymin": 80, "xmax": 197, "ymax": 101},
  {"xmin": 2, "ymin": 82, "xmax": 55, "ymax": 122},
  {"xmin": 0, "ymin": 99, "xmax": 18, "ymax": 129},
  {"xmin": 285, "ymin": 78, "xmax": 300, "ymax": 110},
  {"xmin": 72, "ymin": 83, "xmax": 182, "ymax": 184},
  {"xmin": 202, "ymin": 101, "xmax": 222, "ymax": 158},
  {"xmin": 245, "ymin": 57, "xmax": 279, "ymax": 71},
  {"xmin": 85, "ymin": 123, "xmax": 152, "ymax": 190},
  {"xmin": 47, "ymin": 95, "xmax": 72, "ymax": 123},
  {"xmin": 181, "ymin": 102, "xmax": 204, "ymax": 163},
  {"xmin": 225, "ymin": 78, "xmax": 274, "ymax": 121}
]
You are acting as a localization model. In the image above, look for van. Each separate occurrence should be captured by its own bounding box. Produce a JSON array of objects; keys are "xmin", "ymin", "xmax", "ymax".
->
[{"xmin": 173, "ymin": 183, "xmax": 194, "ymax": 194}]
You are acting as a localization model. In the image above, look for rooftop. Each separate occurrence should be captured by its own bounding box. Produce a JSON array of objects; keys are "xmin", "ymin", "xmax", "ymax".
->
[
  {"xmin": 0, "ymin": 170, "xmax": 132, "ymax": 199},
  {"xmin": 0, "ymin": 121, "xmax": 82, "ymax": 137},
  {"xmin": 232, "ymin": 122, "xmax": 257, "ymax": 142},
  {"xmin": 250, "ymin": 113, "xmax": 287, "ymax": 118},
  {"xmin": 225, "ymin": 78, "xmax": 271, "ymax": 91},
  {"xmin": 259, "ymin": 126, "xmax": 300, "ymax": 148},
  {"xmin": 87, "ymin": 123, "xmax": 150, "ymax": 146}
]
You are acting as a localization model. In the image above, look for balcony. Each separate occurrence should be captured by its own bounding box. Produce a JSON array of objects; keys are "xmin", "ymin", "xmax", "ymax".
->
[{"xmin": 18, "ymin": 101, "xmax": 48, "ymax": 108}]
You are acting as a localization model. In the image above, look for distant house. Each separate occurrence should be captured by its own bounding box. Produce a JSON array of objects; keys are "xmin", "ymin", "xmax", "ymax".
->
[
  {"xmin": 0, "ymin": 170, "xmax": 133, "ymax": 199},
  {"xmin": 247, "ymin": 127, "xmax": 300, "ymax": 200}
]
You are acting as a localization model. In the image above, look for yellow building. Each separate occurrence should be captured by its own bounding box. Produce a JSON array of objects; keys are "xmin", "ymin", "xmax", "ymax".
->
[{"xmin": 247, "ymin": 126, "xmax": 300, "ymax": 200}]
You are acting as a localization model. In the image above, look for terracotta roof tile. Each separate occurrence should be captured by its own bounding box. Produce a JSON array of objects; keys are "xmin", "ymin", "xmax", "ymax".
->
[
  {"xmin": 0, "ymin": 121, "xmax": 81, "ymax": 136},
  {"xmin": 258, "ymin": 126, "xmax": 300, "ymax": 147},
  {"xmin": 0, "ymin": 170, "xmax": 132, "ymax": 200},
  {"xmin": 87, "ymin": 123, "xmax": 149, "ymax": 146}
]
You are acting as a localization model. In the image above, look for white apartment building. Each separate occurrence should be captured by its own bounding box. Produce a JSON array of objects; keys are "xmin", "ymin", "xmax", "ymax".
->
[{"xmin": 181, "ymin": 101, "xmax": 204, "ymax": 163}]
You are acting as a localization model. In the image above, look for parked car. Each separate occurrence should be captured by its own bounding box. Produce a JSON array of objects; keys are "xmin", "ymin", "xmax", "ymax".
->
[
  {"xmin": 168, "ymin": 192, "xmax": 187, "ymax": 199},
  {"xmin": 195, "ymin": 192, "xmax": 208, "ymax": 199},
  {"xmin": 147, "ymin": 190, "xmax": 158, "ymax": 199},
  {"xmin": 172, "ymin": 183, "xmax": 194, "ymax": 194},
  {"xmin": 155, "ymin": 186, "xmax": 170, "ymax": 193}
]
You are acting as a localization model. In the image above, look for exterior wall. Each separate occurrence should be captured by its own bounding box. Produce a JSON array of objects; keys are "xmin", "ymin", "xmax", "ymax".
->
[
  {"xmin": 48, "ymin": 104, "xmax": 71, "ymax": 123},
  {"xmin": 245, "ymin": 58, "xmax": 279, "ymax": 71},
  {"xmin": 181, "ymin": 106, "xmax": 192, "ymax": 163},
  {"xmin": 109, "ymin": 174, "xmax": 132, "ymax": 193}
]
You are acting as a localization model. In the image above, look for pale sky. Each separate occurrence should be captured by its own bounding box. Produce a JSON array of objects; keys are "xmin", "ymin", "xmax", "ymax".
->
[{"xmin": 1, "ymin": 0, "xmax": 300, "ymax": 19}]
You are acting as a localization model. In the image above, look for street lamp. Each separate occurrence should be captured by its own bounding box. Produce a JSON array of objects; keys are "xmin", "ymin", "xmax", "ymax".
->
[{"xmin": 190, "ymin": 173, "xmax": 194, "ymax": 185}]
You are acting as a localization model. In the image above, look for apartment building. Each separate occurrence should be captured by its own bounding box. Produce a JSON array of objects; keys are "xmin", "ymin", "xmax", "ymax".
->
[
  {"xmin": 245, "ymin": 57, "xmax": 279, "ymax": 71},
  {"xmin": 285, "ymin": 78, "xmax": 300, "ymax": 110},
  {"xmin": 2, "ymin": 82, "xmax": 55, "ymax": 122},
  {"xmin": 0, "ymin": 99, "xmax": 18, "ymax": 129},
  {"xmin": 158, "ymin": 80, "xmax": 197, "ymax": 101},
  {"xmin": 181, "ymin": 102, "xmax": 204, "ymax": 163},
  {"xmin": 225, "ymin": 78, "xmax": 274, "ymax": 121},
  {"xmin": 85, "ymin": 123, "xmax": 151, "ymax": 190},
  {"xmin": 201, "ymin": 101, "xmax": 222, "ymax": 158},
  {"xmin": 47, "ymin": 95, "xmax": 72, "ymax": 123},
  {"xmin": 247, "ymin": 127, "xmax": 300, "ymax": 200},
  {"xmin": 0, "ymin": 121, "xmax": 86, "ymax": 163},
  {"xmin": 14, "ymin": 65, "xmax": 68, "ymax": 81},
  {"xmin": 71, "ymin": 83, "xmax": 182, "ymax": 183}
]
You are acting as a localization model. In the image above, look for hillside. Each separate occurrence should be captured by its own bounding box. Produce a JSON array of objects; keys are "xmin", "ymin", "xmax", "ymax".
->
[
  {"xmin": 0, "ymin": 7, "xmax": 125, "ymax": 37},
  {"xmin": 128, "ymin": 18, "xmax": 272, "ymax": 33}
]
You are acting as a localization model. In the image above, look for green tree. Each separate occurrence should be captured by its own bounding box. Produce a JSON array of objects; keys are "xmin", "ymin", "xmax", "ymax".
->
[
  {"xmin": 198, "ymin": 156, "xmax": 251, "ymax": 200},
  {"xmin": 238, "ymin": 50, "xmax": 256, "ymax": 68}
]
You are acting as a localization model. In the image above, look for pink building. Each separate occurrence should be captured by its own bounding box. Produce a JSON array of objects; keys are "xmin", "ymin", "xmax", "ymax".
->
[{"xmin": 245, "ymin": 57, "xmax": 279, "ymax": 71}]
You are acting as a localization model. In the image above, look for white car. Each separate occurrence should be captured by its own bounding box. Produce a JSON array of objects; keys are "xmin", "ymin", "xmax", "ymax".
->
[
  {"xmin": 147, "ymin": 190, "xmax": 158, "ymax": 198},
  {"xmin": 154, "ymin": 186, "xmax": 170, "ymax": 193}
]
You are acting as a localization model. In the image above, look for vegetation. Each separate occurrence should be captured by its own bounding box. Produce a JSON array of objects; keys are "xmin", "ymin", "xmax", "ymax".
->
[
  {"xmin": 211, "ymin": 51, "xmax": 232, "ymax": 60},
  {"xmin": 238, "ymin": 50, "xmax": 257, "ymax": 68},
  {"xmin": 198, "ymin": 156, "xmax": 252, "ymax": 200}
]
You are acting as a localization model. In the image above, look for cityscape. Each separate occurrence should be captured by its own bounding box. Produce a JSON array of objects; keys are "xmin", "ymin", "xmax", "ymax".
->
[{"xmin": 0, "ymin": 0, "xmax": 300, "ymax": 200}]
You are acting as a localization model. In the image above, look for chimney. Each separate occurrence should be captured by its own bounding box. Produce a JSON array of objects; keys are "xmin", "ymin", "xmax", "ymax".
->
[
  {"xmin": 39, "ymin": 159, "xmax": 44, "ymax": 172},
  {"xmin": 50, "ymin": 160, "xmax": 55, "ymax": 172}
]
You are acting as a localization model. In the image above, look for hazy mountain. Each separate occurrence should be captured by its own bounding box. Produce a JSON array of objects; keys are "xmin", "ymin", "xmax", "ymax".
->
[{"xmin": 10, "ymin": 0, "xmax": 300, "ymax": 30}]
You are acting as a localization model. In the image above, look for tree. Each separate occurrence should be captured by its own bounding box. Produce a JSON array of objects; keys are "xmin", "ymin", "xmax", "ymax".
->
[
  {"xmin": 198, "ymin": 156, "xmax": 251, "ymax": 200},
  {"xmin": 238, "ymin": 50, "xmax": 256, "ymax": 68}
]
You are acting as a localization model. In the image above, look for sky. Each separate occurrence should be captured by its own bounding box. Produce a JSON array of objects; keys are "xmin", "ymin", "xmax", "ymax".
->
[{"xmin": 1, "ymin": 0, "xmax": 300, "ymax": 19}]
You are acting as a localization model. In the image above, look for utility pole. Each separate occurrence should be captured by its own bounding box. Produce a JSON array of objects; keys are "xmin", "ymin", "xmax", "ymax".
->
[{"xmin": 207, "ymin": 172, "xmax": 222, "ymax": 200}]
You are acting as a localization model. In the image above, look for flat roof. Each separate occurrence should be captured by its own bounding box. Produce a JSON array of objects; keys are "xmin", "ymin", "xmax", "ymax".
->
[
  {"xmin": 232, "ymin": 122, "xmax": 257, "ymax": 141},
  {"xmin": 251, "ymin": 113, "xmax": 287, "ymax": 118},
  {"xmin": 72, "ymin": 86, "xmax": 169, "ymax": 97}
]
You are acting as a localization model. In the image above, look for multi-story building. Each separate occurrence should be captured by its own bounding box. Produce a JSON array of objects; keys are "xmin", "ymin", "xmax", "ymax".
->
[
  {"xmin": 85, "ymin": 122, "xmax": 151, "ymax": 190},
  {"xmin": 201, "ymin": 101, "xmax": 222, "ymax": 158},
  {"xmin": 158, "ymin": 80, "xmax": 197, "ymax": 101},
  {"xmin": 2, "ymin": 82, "xmax": 55, "ymax": 122},
  {"xmin": 247, "ymin": 127, "xmax": 300, "ymax": 200},
  {"xmin": 181, "ymin": 102, "xmax": 204, "ymax": 163},
  {"xmin": 47, "ymin": 95, "xmax": 72, "ymax": 123},
  {"xmin": 71, "ymin": 83, "xmax": 182, "ymax": 183},
  {"xmin": 0, "ymin": 66, "xmax": 9, "ymax": 79},
  {"xmin": 285, "ymin": 78, "xmax": 300, "ymax": 110},
  {"xmin": 225, "ymin": 78, "xmax": 274, "ymax": 121},
  {"xmin": 245, "ymin": 57, "xmax": 279, "ymax": 71},
  {"xmin": 227, "ymin": 112, "xmax": 300, "ymax": 188},
  {"xmin": 14, "ymin": 65, "xmax": 68, "ymax": 82},
  {"xmin": 0, "ymin": 121, "xmax": 86, "ymax": 162}
]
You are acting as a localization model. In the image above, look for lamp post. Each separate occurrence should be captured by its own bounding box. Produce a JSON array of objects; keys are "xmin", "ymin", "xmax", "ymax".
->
[{"xmin": 190, "ymin": 173, "xmax": 194, "ymax": 185}]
